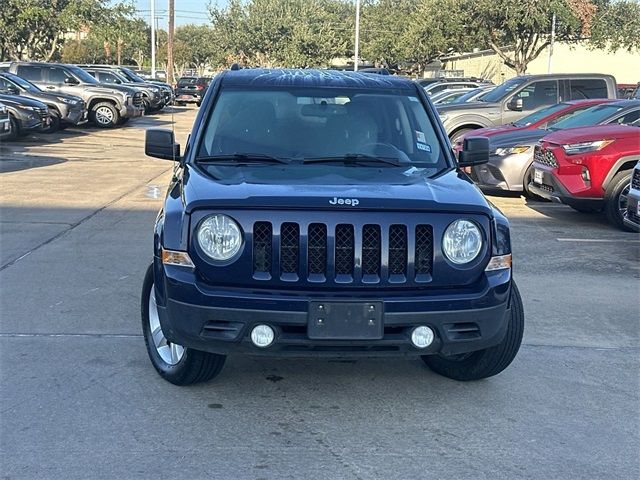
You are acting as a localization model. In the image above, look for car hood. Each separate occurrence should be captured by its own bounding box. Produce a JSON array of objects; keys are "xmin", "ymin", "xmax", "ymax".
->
[
  {"xmin": 0, "ymin": 93, "xmax": 47, "ymax": 109},
  {"xmin": 19, "ymin": 90, "xmax": 83, "ymax": 105},
  {"xmin": 489, "ymin": 129, "xmax": 548, "ymax": 149},
  {"xmin": 96, "ymin": 84, "xmax": 140, "ymax": 95},
  {"xmin": 541, "ymin": 124, "xmax": 640, "ymax": 144},
  {"xmin": 181, "ymin": 165, "xmax": 494, "ymax": 216}
]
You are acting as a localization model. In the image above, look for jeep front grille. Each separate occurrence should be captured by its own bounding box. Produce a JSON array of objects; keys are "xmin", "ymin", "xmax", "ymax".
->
[
  {"xmin": 251, "ymin": 222, "xmax": 433, "ymax": 284},
  {"xmin": 534, "ymin": 145, "xmax": 558, "ymax": 168},
  {"xmin": 632, "ymin": 168, "xmax": 640, "ymax": 190}
]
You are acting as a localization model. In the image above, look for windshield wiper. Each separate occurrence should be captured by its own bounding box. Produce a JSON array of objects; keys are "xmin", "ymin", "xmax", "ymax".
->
[
  {"xmin": 303, "ymin": 153, "xmax": 405, "ymax": 167},
  {"xmin": 196, "ymin": 153, "xmax": 291, "ymax": 165}
]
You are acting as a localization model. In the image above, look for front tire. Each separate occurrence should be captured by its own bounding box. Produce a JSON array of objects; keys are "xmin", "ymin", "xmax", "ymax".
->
[
  {"xmin": 422, "ymin": 282, "xmax": 524, "ymax": 381},
  {"xmin": 90, "ymin": 101, "xmax": 119, "ymax": 128},
  {"xmin": 141, "ymin": 264, "xmax": 226, "ymax": 385},
  {"xmin": 604, "ymin": 170, "xmax": 632, "ymax": 231},
  {"xmin": 42, "ymin": 111, "xmax": 61, "ymax": 134}
]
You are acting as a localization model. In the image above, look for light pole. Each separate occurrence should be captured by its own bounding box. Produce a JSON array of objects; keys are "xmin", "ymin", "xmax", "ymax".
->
[
  {"xmin": 151, "ymin": 0, "xmax": 156, "ymax": 78},
  {"xmin": 547, "ymin": 12, "xmax": 556, "ymax": 74},
  {"xmin": 354, "ymin": 0, "xmax": 361, "ymax": 71}
]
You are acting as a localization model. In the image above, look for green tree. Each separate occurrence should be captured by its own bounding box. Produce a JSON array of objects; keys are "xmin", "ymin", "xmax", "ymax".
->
[
  {"xmin": 458, "ymin": 0, "xmax": 594, "ymax": 75},
  {"xmin": 0, "ymin": 0, "xmax": 118, "ymax": 61},
  {"xmin": 589, "ymin": 0, "xmax": 640, "ymax": 52}
]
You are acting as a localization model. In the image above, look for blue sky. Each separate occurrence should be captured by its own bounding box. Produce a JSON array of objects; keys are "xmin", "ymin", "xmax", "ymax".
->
[{"xmin": 133, "ymin": 0, "xmax": 228, "ymax": 27}]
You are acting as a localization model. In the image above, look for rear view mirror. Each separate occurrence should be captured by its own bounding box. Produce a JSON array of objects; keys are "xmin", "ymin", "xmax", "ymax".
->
[
  {"xmin": 507, "ymin": 97, "xmax": 523, "ymax": 111},
  {"xmin": 458, "ymin": 137, "xmax": 489, "ymax": 167},
  {"xmin": 145, "ymin": 129, "xmax": 181, "ymax": 161}
]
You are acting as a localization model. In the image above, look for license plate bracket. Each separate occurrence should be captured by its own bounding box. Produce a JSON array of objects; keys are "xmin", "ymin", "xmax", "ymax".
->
[
  {"xmin": 308, "ymin": 301, "xmax": 383, "ymax": 340},
  {"xmin": 534, "ymin": 169, "xmax": 544, "ymax": 185}
]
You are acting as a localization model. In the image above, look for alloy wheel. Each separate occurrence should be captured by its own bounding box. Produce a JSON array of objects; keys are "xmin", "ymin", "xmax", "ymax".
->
[{"xmin": 148, "ymin": 285, "xmax": 184, "ymax": 365}]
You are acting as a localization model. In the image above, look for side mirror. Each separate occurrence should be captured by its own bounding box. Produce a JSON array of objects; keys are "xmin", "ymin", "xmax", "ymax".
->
[
  {"xmin": 507, "ymin": 97, "xmax": 523, "ymax": 111},
  {"xmin": 64, "ymin": 77, "xmax": 79, "ymax": 85},
  {"xmin": 145, "ymin": 129, "xmax": 181, "ymax": 160},
  {"xmin": 8, "ymin": 86, "xmax": 19, "ymax": 95},
  {"xmin": 458, "ymin": 136, "xmax": 489, "ymax": 168}
]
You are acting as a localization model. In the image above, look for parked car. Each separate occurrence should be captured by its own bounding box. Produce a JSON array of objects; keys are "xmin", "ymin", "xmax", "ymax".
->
[
  {"xmin": 141, "ymin": 68, "xmax": 523, "ymax": 385},
  {"xmin": 107, "ymin": 66, "xmax": 174, "ymax": 105},
  {"xmin": 528, "ymin": 122, "xmax": 640, "ymax": 230},
  {"xmin": 431, "ymin": 88, "xmax": 475, "ymax": 105},
  {"xmin": 80, "ymin": 66, "xmax": 164, "ymax": 113},
  {"xmin": 468, "ymin": 100, "xmax": 640, "ymax": 197},
  {"xmin": 424, "ymin": 80, "xmax": 492, "ymax": 96},
  {"xmin": 449, "ymin": 85, "xmax": 495, "ymax": 104},
  {"xmin": 174, "ymin": 76, "xmax": 211, "ymax": 106},
  {"xmin": 623, "ymin": 161, "xmax": 640, "ymax": 232},
  {"xmin": 0, "ymin": 101, "xmax": 10, "ymax": 138},
  {"xmin": 416, "ymin": 76, "xmax": 490, "ymax": 90},
  {"xmin": 0, "ymin": 71, "xmax": 87, "ymax": 133},
  {"xmin": 0, "ymin": 62, "xmax": 144, "ymax": 128},
  {"xmin": 0, "ymin": 93, "xmax": 49, "ymax": 140},
  {"xmin": 438, "ymin": 73, "xmax": 618, "ymax": 140},
  {"xmin": 617, "ymin": 83, "xmax": 638, "ymax": 99}
]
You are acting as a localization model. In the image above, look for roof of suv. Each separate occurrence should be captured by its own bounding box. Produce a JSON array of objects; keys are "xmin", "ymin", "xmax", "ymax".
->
[{"xmin": 220, "ymin": 68, "xmax": 415, "ymax": 90}]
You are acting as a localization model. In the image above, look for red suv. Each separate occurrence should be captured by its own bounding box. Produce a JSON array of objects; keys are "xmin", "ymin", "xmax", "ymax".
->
[{"xmin": 528, "ymin": 123, "xmax": 640, "ymax": 230}]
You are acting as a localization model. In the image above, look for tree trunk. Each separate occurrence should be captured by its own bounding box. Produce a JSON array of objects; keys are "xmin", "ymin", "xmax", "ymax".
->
[
  {"xmin": 117, "ymin": 37, "xmax": 123, "ymax": 65},
  {"xmin": 104, "ymin": 41, "xmax": 111, "ymax": 62}
]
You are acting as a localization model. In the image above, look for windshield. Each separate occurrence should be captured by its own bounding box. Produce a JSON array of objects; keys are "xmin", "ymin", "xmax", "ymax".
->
[
  {"xmin": 197, "ymin": 87, "xmax": 447, "ymax": 174},
  {"xmin": 480, "ymin": 77, "xmax": 527, "ymax": 103},
  {"xmin": 67, "ymin": 65, "xmax": 99, "ymax": 84},
  {"xmin": 120, "ymin": 67, "xmax": 145, "ymax": 83},
  {"xmin": 551, "ymin": 103, "xmax": 628, "ymax": 130},
  {"xmin": 513, "ymin": 102, "xmax": 570, "ymax": 127},
  {"xmin": 3, "ymin": 72, "xmax": 41, "ymax": 93}
]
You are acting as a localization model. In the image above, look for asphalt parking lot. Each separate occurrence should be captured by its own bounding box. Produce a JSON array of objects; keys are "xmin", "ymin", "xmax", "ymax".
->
[{"xmin": 1, "ymin": 108, "xmax": 638, "ymax": 479}]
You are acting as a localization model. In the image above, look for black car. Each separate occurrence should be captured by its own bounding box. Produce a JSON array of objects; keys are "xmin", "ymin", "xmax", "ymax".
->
[
  {"xmin": 141, "ymin": 68, "xmax": 523, "ymax": 385},
  {"xmin": 0, "ymin": 93, "xmax": 49, "ymax": 140},
  {"xmin": 174, "ymin": 76, "xmax": 211, "ymax": 106},
  {"xmin": 0, "ymin": 71, "xmax": 87, "ymax": 132},
  {"xmin": 0, "ymin": 101, "xmax": 10, "ymax": 138}
]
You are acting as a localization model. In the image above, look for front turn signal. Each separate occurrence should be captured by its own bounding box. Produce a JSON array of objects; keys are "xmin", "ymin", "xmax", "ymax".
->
[
  {"xmin": 161, "ymin": 248, "xmax": 195, "ymax": 268},
  {"xmin": 485, "ymin": 254, "xmax": 512, "ymax": 271}
]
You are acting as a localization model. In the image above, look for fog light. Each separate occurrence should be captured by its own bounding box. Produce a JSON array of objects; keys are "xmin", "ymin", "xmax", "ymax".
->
[
  {"xmin": 411, "ymin": 326, "xmax": 434, "ymax": 349},
  {"xmin": 251, "ymin": 325, "xmax": 275, "ymax": 348}
]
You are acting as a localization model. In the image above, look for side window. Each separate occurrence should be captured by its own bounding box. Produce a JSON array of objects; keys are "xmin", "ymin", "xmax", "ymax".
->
[
  {"xmin": 569, "ymin": 79, "xmax": 607, "ymax": 100},
  {"xmin": 16, "ymin": 65, "xmax": 43, "ymax": 82},
  {"xmin": 514, "ymin": 81, "xmax": 558, "ymax": 111},
  {"xmin": 48, "ymin": 67, "xmax": 71, "ymax": 85},
  {"xmin": 0, "ymin": 77, "xmax": 11, "ymax": 91},
  {"xmin": 546, "ymin": 106, "xmax": 592, "ymax": 128},
  {"xmin": 101, "ymin": 72, "xmax": 119, "ymax": 84},
  {"xmin": 611, "ymin": 109, "xmax": 640, "ymax": 125}
]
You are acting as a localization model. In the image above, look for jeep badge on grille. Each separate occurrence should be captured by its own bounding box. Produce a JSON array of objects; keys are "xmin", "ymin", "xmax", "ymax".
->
[{"xmin": 329, "ymin": 197, "xmax": 360, "ymax": 206}]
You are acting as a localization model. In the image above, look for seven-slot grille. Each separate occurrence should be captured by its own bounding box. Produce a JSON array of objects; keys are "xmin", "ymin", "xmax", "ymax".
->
[
  {"xmin": 252, "ymin": 222, "xmax": 433, "ymax": 284},
  {"xmin": 534, "ymin": 145, "xmax": 558, "ymax": 168},
  {"xmin": 632, "ymin": 168, "xmax": 640, "ymax": 190}
]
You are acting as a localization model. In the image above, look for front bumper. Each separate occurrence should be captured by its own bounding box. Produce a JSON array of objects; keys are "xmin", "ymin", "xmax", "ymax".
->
[
  {"xmin": 155, "ymin": 262, "xmax": 513, "ymax": 357},
  {"xmin": 0, "ymin": 118, "xmax": 10, "ymax": 137},
  {"xmin": 472, "ymin": 152, "xmax": 532, "ymax": 192},
  {"xmin": 623, "ymin": 187, "xmax": 640, "ymax": 232},
  {"xmin": 119, "ymin": 104, "xmax": 144, "ymax": 119},
  {"xmin": 527, "ymin": 166, "xmax": 602, "ymax": 210},
  {"xmin": 62, "ymin": 106, "xmax": 88, "ymax": 125}
]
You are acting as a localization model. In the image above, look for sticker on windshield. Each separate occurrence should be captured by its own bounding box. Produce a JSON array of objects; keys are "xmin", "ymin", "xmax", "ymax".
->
[
  {"xmin": 416, "ymin": 142, "xmax": 432, "ymax": 153},
  {"xmin": 415, "ymin": 131, "xmax": 426, "ymax": 143}
]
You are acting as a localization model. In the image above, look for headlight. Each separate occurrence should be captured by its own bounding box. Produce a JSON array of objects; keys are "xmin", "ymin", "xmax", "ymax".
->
[
  {"xmin": 197, "ymin": 214, "xmax": 242, "ymax": 261},
  {"xmin": 562, "ymin": 140, "xmax": 614, "ymax": 155},
  {"xmin": 494, "ymin": 145, "xmax": 531, "ymax": 156},
  {"xmin": 57, "ymin": 96, "xmax": 78, "ymax": 105},
  {"xmin": 20, "ymin": 105, "xmax": 37, "ymax": 111},
  {"xmin": 442, "ymin": 220, "xmax": 483, "ymax": 265}
]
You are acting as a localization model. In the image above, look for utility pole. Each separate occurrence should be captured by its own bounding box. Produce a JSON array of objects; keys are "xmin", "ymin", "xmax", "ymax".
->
[
  {"xmin": 354, "ymin": 0, "xmax": 361, "ymax": 71},
  {"xmin": 547, "ymin": 12, "xmax": 556, "ymax": 74},
  {"xmin": 168, "ymin": 0, "xmax": 175, "ymax": 85},
  {"xmin": 150, "ymin": 0, "xmax": 156, "ymax": 78}
]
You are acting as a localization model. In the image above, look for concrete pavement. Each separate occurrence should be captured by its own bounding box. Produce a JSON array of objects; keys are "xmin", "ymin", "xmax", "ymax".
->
[{"xmin": 1, "ymin": 107, "xmax": 638, "ymax": 479}]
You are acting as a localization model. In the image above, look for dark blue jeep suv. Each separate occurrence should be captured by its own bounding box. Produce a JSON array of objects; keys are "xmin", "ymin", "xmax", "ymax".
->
[{"xmin": 142, "ymin": 68, "xmax": 523, "ymax": 385}]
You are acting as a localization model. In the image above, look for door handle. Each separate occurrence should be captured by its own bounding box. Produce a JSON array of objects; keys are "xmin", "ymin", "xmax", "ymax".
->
[{"xmin": 46, "ymin": 86, "xmax": 55, "ymax": 90}]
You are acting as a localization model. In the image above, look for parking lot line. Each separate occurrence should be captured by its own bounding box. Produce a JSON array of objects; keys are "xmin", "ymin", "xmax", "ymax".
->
[{"xmin": 556, "ymin": 237, "xmax": 640, "ymax": 243}]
